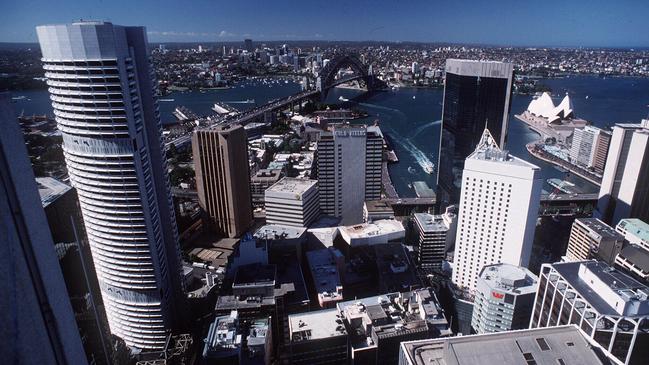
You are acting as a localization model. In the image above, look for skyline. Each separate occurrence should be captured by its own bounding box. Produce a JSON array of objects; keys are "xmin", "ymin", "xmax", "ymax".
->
[{"xmin": 2, "ymin": 0, "xmax": 649, "ymax": 47}]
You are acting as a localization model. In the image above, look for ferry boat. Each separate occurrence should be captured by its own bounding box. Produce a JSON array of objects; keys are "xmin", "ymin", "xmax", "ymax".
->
[
  {"xmin": 422, "ymin": 161, "xmax": 434, "ymax": 174},
  {"xmin": 158, "ymin": 98, "xmax": 175, "ymax": 102}
]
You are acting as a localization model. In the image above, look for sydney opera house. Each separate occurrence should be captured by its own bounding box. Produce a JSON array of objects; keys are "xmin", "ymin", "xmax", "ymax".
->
[{"xmin": 526, "ymin": 92, "xmax": 574, "ymax": 124}]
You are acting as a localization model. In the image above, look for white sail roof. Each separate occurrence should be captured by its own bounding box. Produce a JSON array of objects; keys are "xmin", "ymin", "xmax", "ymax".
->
[{"xmin": 526, "ymin": 92, "xmax": 574, "ymax": 123}]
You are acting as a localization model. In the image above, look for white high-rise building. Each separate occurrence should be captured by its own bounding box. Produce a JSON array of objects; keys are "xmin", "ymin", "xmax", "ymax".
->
[
  {"xmin": 452, "ymin": 129, "xmax": 542, "ymax": 292},
  {"xmin": 598, "ymin": 120, "xmax": 649, "ymax": 225},
  {"xmin": 37, "ymin": 22, "xmax": 185, "ymax": 349},
  {"xmin": 317, "ymin": 124, "xmax": 382, "ymax": 225}
]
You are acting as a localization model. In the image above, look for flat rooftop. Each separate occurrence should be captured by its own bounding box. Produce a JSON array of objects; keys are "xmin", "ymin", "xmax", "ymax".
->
[
  {"xmin": 550, "ymin": 261, "xmax": 649, "ymax": 316},
  {"xmin": 576, "ymin": 218, "xmax": 624, "ymax": 241},
  {"xmin": 479, "ymin": 263, "xmax": 538, "ymax": 296},
  {"xmin": 266, "ymin": 177, "xmax": 317, "ymax": 197},
  {"xmin": 306, "ymin": 249, "xmax": 342, "ymax": 300},
  {"xmin": 400, "ymin": 325, "xmax": 612, "ymax": 365},
  {"xmin": 251, "ymin": 169, "xmax": 282, "ymax": 183},
  {"xmin": 233, "ymin": 264, "xmax": 276, "ymax": 287},
  {"xmin": 36, "ymin": 177, "xmax": 71, "ymax": 208},
  {"xmin": 289, "ymin": 308, "xmax": 346, "ymax": 342},
  {"xmin": 254, "ymin": 224, "xmax": 307, "ymax": 240},
  {"xmin": 340, "ymin": 219, "xmax": 404, "ymax": 239},
  {"xmin": 617, "ymin": 218, "xmax": 649, "ymax": 243},
  {"xmin": 414, "ymin": 213, "xmax": 450, "ymax": 233},
  {"xmin": 364, "ymin": 200, "xmax": 394, "ymax": 214}
]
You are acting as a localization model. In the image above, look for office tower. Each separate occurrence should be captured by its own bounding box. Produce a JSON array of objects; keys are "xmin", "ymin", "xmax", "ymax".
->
[
  {"xmin": 317, "ymin": 124, "xmax": 382, "ymax": 224},
  {"xmin": 265, "ymin": 177, "xmax": 320, "ymax": 227},
  {"xmin": 530, "ymin": 261, "xmax": 649, "ymax": 365},
  {"xmin": 37, "ymin": 22, "xmax": 186, "ymax": 349},
  {"xmin": 598, "ymin": 120, "xmax": 649, "ymax": 225},
  {"xmin": 570, "ymin": 126, "xmax": 611, "ymax": 171},
  {"xmin": 437, "ymin": 59, "xmax": 514, "ymax": 205},
  {"xmin": 565, "ymin": 218, "xmax": 625, "ymax": 265},
  {"xmin": 399, "ymin": 325, "xmax": 617, "ymax": 365},
  {"xmin": 244, "ymin": 38, "xmax": 253, "ymax": 52},
  {"xmin": 471, "ymin": 263, "xmax": 538, "ymax": 334},
  {"xmin": 192, "ymin": 124, "xmax": 253, "ymax": 237},
  {"xmin": 0, "ymin": 93, "xmax": 87, "ymax": 364},
  {"xmin": 452, "ymin": 129, "xmax": 542, "ymax": 292},
  {"xmin": 413, "ymin": 207, "xmax": 457, "ymax": 270}
]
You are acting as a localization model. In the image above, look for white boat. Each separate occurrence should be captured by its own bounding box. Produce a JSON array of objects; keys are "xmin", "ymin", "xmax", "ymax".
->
[
  {"xmin": 422, "ymin": 161, "xmax": 434, "ymax": 174},
  {"xmin": 412, "ymin": 95, "xmax": 416, "ymax": 99},
  {"xmin": 338, "ymin": 96, "xmax": 349, "ymax": 102},
  {"xmin": 158, "ymin": 98, "xmax": 175, "ymax": 102}
]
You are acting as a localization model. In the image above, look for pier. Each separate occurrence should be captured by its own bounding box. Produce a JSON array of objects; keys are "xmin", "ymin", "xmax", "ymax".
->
[
  {"xmin": 382, "ymin": 161, "xmax": 399, "ymax": 198},
  {"xmin": 526, "ymin": 142, "xmax": 602, "ymax": 186}
]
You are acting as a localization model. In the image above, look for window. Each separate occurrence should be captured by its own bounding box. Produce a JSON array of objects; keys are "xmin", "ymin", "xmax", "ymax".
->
[{"xmin": 536, "ymin": 337, "xmax": 551, "ymax": 351}]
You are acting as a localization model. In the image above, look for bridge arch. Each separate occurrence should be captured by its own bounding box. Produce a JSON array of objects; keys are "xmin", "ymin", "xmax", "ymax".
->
[{"xmin": 316, "ymin": 54, "xmax": 380, "ymax": 99}]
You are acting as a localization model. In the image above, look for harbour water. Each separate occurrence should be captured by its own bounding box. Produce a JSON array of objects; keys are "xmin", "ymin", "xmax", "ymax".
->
[{"xmin": 10, "ymin": 76, "xmax": 649, "ymax": 198}]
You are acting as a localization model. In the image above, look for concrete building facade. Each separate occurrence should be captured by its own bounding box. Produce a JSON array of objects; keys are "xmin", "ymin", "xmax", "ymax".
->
[
  {"xmin": 565, "ymin": 218, "xmax": 625, "ymax": 265},
  {"xmin": 317, "ymin": 124, "xmax": 382, "ymax": 225},
  {"xmin": 193, "ymin": 124, "xmax": 253, "ymax": 238},
  {"xmin": 471, "ymin": 263, "xmax": 538, "ymax": 334},
  {"xmin": 530, "ymin": 261, "xmax": 649, "ymax": 365},
  {"xmin": 452, "ymin": 129, "xmax": 542, "ymax": 292},
  {"xmin": 37, "ymin": 22, "xmax": 186, "ymax": 349},
  {"xmin": 264, "ymin": 177, "xmax": 320, "ymax": 227},
  {"xmin": 598, "ymin": 121, "xmax": 649, "ymax": 225},
  {"xmin": 413, "ymin": 207, "xmax": 457, "ymax": 270}
]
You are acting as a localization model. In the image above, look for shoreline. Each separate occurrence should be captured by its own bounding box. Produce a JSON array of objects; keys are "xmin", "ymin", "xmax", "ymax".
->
[{"xmin": 525, "ymin": 142, "xmax": 602, "ymax": 186}]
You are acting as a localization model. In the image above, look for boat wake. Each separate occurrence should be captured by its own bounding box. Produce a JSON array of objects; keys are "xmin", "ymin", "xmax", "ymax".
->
[
  {"xmin": 402, "ymin": 138, "xmax": 435, "ymax": 174},
  {"xmin": 409, "ymin": 120, "xmax": 441, "ymax": 138}
]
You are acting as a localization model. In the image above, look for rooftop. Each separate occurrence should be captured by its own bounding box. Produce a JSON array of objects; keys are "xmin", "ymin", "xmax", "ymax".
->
[
  {"xmin": 576, "ymin": 218, "xmax": 624, "ymax": 241},
  {"xmin": 266, "ymin": 177, "xmax": 317, "ymax": 197},
  {"xmin": 617, "ymin": 218, "xmax": 649, "ymax": 244},
  {"xmin": 549, "ymin": 261, "xmax": 649, "ymax": 317},
  {"xmin": 254, "ymin": 224, "xmax": 307, "ymax": 240},
  {"xmin": 289, "ymin": 309, "xmax": 347, "ymax": 342},
  {"xmin": 233, "ymin": 263, "xmax": 276, "ymax": 288},
  {"xmin": 340, "ymin": 219, "xmax": 404, "ymax": 240},
  {"xmin": 479, "ymin": 263, "xmax": 538, "ymax": 296},
  {"xmin": 36, "ymin": 177, "xmax": 71, "ymax": 208},
  {"xmin": 467, "ymin": 129, "xmax": 540, "ymax": 169},
  {"xmin": 364, "ymin": 200, "xmax": 395, "ymax": 214},
  {"xmin": 414, "ymin": 213, "xmax": 452, "ymax": 233},
  {"xmin": 306, "ymin": 248, "xmax": 343, "ymax": 303},
  {"xmin": 203, "ymin": 311, "xmax": 241, "ymax": 358},
  {"xmin": 251, "ymin": 169, "xmax": 282, "ymax": 183},
  {"xmin": 400, "ymin": 325, "xmax": 613, "ymax": 365}
]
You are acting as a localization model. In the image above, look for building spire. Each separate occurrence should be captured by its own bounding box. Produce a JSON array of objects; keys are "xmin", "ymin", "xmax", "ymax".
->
[{"xmin": 475, "ymin": 127, "xmax": 501, "ymax": 153}]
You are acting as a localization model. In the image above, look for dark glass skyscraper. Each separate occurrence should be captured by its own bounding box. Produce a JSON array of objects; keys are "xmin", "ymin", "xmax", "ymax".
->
[{"xmin": 436, "ymin": 59, "xmax": 513, "ymax": 206}]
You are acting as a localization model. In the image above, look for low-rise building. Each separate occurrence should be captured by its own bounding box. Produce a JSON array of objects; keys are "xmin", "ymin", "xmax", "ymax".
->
[
  {"xmin": 615, "ymin": 244, "xmax": 649, "ymax": 284},
  {"xmin": 374, "ymin": 243, "xmax": 421, "ymax": 294},
  {"xmin": 413, "ymin": 207, "xmax": 457, "ymax": 270},
  {"xmin": 306, "ymin": 248, "xmax": 345, "ymax": 308},
  {"xmin": 399, "ymin": 325, "xmax": 617, "ymax": 365},
  {"xmin": 471, "ymin": 263, "xmax": 538, "ymax": 334},
  {"xmin": 565, "ymin": 218, "xmax": 625, "ymax": 265},
  {"xmin": 339, "ymin": 219, "xmax": 405, "ymax": 248},
  {"xmin": 265, "ymin": 177, "xmax": 320, "ymax": 227},
  {"xmin": 288, "ymin": 309, "xmax": 348, "ymax": 365},
  {"xmin": 203, "ymin": 311, "xmax": 242, "ymax": 362},
  {"xmin": 250, "ymin": 169, "xmax": 282, "ymax": 208},
  {"xmin": 616, "ymin": 218, "xmax": 649, "ymax": 251},
  {"xmin": 337, "ymin": 288, "xmax": 450, "ymax": 365},
  {"xmin": 363, "ymin": 200, "xmax": 395, "ymax": 223}
]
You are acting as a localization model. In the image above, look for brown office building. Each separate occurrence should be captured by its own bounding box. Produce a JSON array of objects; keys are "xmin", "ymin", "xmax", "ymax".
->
[{"xmin": 193, "ymin": 124, "xmax": 253, "ymax": 237}]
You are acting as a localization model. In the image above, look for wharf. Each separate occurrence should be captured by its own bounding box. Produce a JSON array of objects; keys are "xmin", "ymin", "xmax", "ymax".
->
[
  {"xmin": 526, "ymin": 142, "xmax": 602, "ymax": 186},
  {"xmin": 515, "ymin": 112, "xmax": 588, "ymax": 144},
  {"xmin": 382, "ymin": 162, "xmax": 399, "ymax": 199},
  {"xmin": 386, "ymin": 150, "xmax": 399, "ymax": 163}
]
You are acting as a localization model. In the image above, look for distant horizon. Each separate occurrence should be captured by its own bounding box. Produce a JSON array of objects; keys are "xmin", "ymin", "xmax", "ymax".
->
[
  {"xmin": 3, "ymin": 1, "xmax": 649, "ymax": 47},
  {"xmin": 1, "ymin": 40, "xmax": 648, "ymax": 51}
]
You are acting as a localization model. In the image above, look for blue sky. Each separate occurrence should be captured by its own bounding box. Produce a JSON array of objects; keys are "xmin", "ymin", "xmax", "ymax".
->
[{"xmin": 2, "ymin": 0, "xmax": 648, "ymax": 47}]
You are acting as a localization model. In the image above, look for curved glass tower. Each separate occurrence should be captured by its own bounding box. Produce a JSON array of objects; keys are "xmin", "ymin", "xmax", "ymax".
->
[{"xmin": 37, "ymin": 22, "xmax": 185, "ymax": 350}]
